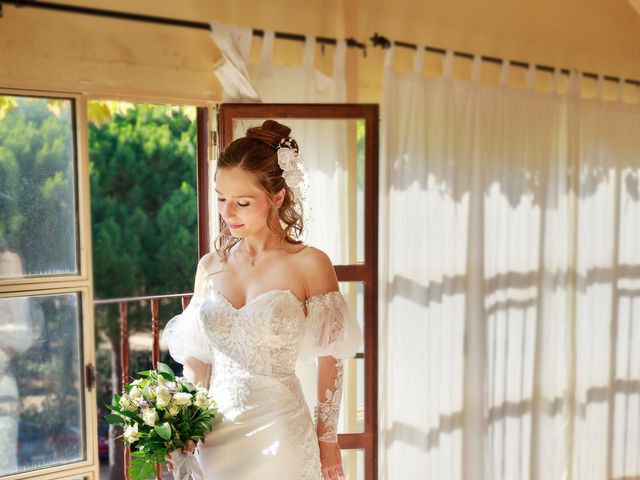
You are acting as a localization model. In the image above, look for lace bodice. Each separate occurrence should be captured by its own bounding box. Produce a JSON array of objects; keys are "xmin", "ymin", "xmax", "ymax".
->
[
  {"xmin": 201, "ymin": 288, "xmax": 306, "ymax": 379},
  {"xmin": 162, "ymin": 278, "xmax": 362, "ymax": 445}
]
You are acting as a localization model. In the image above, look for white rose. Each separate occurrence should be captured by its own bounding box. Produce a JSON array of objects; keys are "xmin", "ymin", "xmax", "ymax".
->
[
  {"xmin": 142, "ymin": 407, "xmax": 159, "ymax": 426},
  {"xmin": 172, "ymin": 392, "xmax": 192, "ymax": 406},
  {"xmin": 194, "ymin": 392, "xmax": 209, "ymax": 409},
  {"xmin": 167, "ymin": 404, "xmax": 181, "ymax": 417},
  {"xmin": 118, "ymin": 395, "xmax": 137, "ymax": 412},
  {"xmin": 196, "ymin": 386, "xmax": 209, "ymax": 396},
  {"xmin": 155, "ymin": 386, "xmax": 171, "ymax": 409},
  {"xmin": 283, "ymin": 169, "xmax": 304, "ymax": 187},
  {"xmin": 277, "ymin": 148, "xmax": 296, "ymax": 170},
  {"xmin": 142, "ymin": 385, "xmax": 156, "ymax": 401},
  {"xmin": 129, "ymin": 386, "xmax": 142, "ymax": 400},
  {"xmin": 172, "ymin": 392, "xmax": 191, "ymax": 405},
  {"xmin": 123, "ymin": 423, "xmax": 141, "ymax": 443}
]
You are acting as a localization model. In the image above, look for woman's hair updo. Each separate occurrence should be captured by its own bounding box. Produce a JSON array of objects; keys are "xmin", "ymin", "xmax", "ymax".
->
[{"xmin": 214, "ymin": 119, "xmax": 304, "ymax": 260}]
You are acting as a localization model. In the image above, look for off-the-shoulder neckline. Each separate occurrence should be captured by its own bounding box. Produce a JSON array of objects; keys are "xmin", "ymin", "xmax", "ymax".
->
[{"xmin": 202, "ymin": 284, "xmax": 342, "ymax": 313}]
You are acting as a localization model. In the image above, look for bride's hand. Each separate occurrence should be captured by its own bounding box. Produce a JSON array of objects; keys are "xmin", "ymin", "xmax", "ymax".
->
[
  {"xmin": 318, "ymin": 441, "xmax": 344, "ymax": 480},
  {"xmin": 165, "ymin": 439, "xmax": 198, "ymax": 472}
]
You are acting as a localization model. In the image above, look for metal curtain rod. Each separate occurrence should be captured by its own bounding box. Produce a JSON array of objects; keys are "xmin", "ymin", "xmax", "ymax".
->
[
  {"xmin": 369, "ymin": 32, "xmax": 640, "ymax": 87},
  {"xmin": 1, "ymin": 1, "xmax": 637, "ymax": 86},
  {"xmin": 0, "ymin": 0, "xmax": 368, "ymax": 52}
]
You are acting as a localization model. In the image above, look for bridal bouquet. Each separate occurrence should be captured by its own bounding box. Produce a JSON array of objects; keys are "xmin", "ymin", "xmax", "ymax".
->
[{"xmin": 105, "ymin": 362, "xmax": 216, "ymax": 480}]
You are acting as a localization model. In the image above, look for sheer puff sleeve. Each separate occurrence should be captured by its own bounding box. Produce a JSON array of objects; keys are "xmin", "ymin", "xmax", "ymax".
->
[
  {"xmin": 299, "ymin": 290, "xmax": 363, "ymax": 443},
  {"xmin": 298, "ymin": 290, "xmax": 362, "ymax": 362},
  {"xmin": 162, "ymin": 295, "xmax": 214, "ymax": 366}
]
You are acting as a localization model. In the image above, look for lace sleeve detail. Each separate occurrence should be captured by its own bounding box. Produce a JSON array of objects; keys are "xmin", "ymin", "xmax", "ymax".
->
[
  {"xmin": 298, "ymin": 290, "xmax": 362, "ymax": 362},
  {"xmin": 315, "ymin": 358, "xmax": 344, "ymax": 443},
  {"xmin": 162, "ymin": 295, "xmax": 214, "ymax": 365}
]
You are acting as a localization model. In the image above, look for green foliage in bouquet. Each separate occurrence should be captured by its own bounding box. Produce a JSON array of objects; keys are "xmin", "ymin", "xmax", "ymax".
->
[{"xmin": 104, "ymin": 362, "xmax": 216, "ymax": 480}]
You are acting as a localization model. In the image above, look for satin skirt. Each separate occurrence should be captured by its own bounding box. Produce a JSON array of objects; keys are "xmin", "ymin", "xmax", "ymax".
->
[{"xmin": 195, "ymin": 375, "xmax": 321, "ymax": 480}]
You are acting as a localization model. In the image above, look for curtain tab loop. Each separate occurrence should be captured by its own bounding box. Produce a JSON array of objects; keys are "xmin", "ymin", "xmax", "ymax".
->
[
  {"xmin": 500, "ymin": 59, "xmax": 510, "ymax": 86},
  {"xmin": 471, "ymin": 54, "xmax": 481, "ymax": 83},
  {"xmin": 384, "ymin": 43, "xmax": 394, "ymax": 70},
  {"xmin": 443, "ymin": 50, "xmax": 454, "ymax": 78},
  {"xmin": 595, "ymin": 75, "xmax": 604, "ymax": 99},
  {"xmin": 552, "ymin": 68, "xmax": 561, "ymax": 94},
  {"xmin": 618, "ymin": 79, "xmax": 625, "ymax": 102},
  {"xmin": 303, "ymin": 35, "xmax": 316, "ymax": 67},
  {"xmin": 567, "ymin": 70, "xmax": 580, "ymax": 96},
  {"xmin": 413, "ymin": 46, "xmax": 425, "ymax": 74},
  {"xmin": 260, "ymin": 31, "xmax": 275, "ymax": 66},
  {"xmin": 526, "ymin": 64, "xmax": 535, "ymax": 89},
  {"xmin": 333, "ymin": 38, "xmax": 346, "ymax": 75},
  {"xmin": 574, "ymin": 70, "xmax": 584, "ymax": 96}
]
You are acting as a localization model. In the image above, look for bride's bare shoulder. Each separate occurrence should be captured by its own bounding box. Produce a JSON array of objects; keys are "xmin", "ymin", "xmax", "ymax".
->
[
  {"xmin": 296, "ymin": 245, "xmax": 329, "ymax": 263},
  {"xmin": 197, "ymin": 250, "xmax": 224, "ymax": 276},
  {"xmin": 193, "ymin": 251, "xmax": 224, "ymax": 296},
  {"xmin": 295, "ymin": 245, "xmax": 338, "ymax": 295}
]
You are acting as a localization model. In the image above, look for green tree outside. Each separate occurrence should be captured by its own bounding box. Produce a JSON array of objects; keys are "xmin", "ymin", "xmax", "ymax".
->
[{"xmin": 88, "ymin": 101, "xmax": 198, "ymax": 428}]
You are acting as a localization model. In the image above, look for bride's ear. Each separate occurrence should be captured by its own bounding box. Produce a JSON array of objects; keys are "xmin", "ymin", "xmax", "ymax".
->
[{"xmin": 274, "ymin": 188, "xmax": 286, "ymax": 208}]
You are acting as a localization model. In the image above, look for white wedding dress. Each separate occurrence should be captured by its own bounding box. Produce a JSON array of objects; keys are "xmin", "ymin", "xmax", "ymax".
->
[{"xmin": 163, "ymin": 276, "xmax": 362, "ymax": 480}]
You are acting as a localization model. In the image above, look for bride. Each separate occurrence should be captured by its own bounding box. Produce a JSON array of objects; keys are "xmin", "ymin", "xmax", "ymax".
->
[{"xmin": 163, "ymin": 119, "xmax": 362, "ymax": 480}]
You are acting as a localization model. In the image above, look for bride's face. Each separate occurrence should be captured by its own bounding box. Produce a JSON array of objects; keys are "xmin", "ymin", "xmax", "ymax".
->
[{"xmin": 214, "ymin": 166, "xmax": 274, "ymax": 238}]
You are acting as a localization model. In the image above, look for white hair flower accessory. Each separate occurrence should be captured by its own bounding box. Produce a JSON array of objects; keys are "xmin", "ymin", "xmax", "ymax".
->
[{"xmin": 277, "ymin": 137, "xmax": 307, "ymax": 201}]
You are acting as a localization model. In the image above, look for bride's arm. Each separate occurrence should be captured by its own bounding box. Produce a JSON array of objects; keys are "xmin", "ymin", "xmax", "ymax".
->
[
  {"xmin": 316, "ymin": 356, "xmax": 343, "ymax": 443},
  {"xmin": 183, "ymin": 358, "xmax": 212, "ymax": 389},
  {"xmin": 316, "ymin": 356, "xmax": 346, "ymax": 480},
  {"xmin": 182, "ymin": 253, "xmax": 214, "ymax": 389}
]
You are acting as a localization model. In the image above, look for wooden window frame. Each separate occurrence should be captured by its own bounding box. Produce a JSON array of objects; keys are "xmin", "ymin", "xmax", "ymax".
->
[{"xmin": 0, "ymin": 88, "xmax": 98, "ymax": 480}]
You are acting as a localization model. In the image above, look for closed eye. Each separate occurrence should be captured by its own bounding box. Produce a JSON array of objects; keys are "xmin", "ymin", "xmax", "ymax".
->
[{"xmin": 217, "ymin": 197, "xmax": 250, "ymax": 207}]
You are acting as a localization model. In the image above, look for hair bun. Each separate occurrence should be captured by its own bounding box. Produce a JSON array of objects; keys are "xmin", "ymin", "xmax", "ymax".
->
[{"xmin": 246, "ymin": 120, "xmax": 292, "ymax": 150}]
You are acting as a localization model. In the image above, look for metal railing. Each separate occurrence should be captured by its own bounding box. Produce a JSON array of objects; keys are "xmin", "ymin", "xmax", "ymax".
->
[{"xmin": 95, "ymin": 292, "xmax": 193, "ymax": 480}]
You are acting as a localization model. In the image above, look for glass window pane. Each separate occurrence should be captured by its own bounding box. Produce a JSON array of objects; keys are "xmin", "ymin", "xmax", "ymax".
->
[
  {"xmin": 0, "ymin": 292, "xmax": 85, "ymax": 475},
  {"xmin": 341, "ymin": 449, "xmax": 364, "ymax": 480},
  {"xmin": 341, "ymin": 281, "xmax": 365, "ymax": 343},
  {"xmin": 228, "ymin": 118, "xmax": 365, "ymax": 265},
  {"xmin": 338, "ymin": 357, "xmax": 364, "ymax": 434},
  {"xmin": 0, "ymin": 95, "xmax": 79, "ymax": 278},
  {"xmin": 338, "ymin": 282, "xmax": 364, "ymax": 434},
  {"xmin": 356, "ymin": 119, "xmax": 365, "ymax": 264}
]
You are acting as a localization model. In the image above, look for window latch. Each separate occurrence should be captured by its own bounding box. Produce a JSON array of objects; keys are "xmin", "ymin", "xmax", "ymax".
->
[{"xmin": 85, "ymin": 363, "xmax": 96, "ymax": 391}]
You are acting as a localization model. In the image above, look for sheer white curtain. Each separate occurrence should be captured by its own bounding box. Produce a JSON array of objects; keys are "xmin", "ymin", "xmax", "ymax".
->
[{"xmin": 379, "ymin": 46, "xmax": 640, "ymax": 480}]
